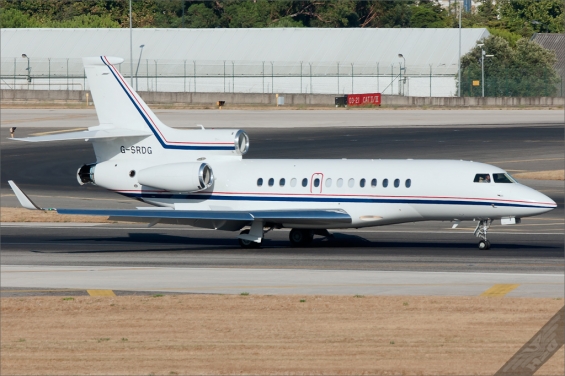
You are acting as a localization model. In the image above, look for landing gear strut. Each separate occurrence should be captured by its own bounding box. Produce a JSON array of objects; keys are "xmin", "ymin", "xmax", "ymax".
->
[
  {"xmin": 289, "ymin": 229, "xmax": 314, "ymax": 247},
  {"xmin": 474, "ymin": 219, "xmax": 492, "ymax": 250}
]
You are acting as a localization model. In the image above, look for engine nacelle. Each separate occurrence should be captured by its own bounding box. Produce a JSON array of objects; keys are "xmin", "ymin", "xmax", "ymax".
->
[
  {"xmin": 137, "ymin": 162, "xmax": 214, "ymax": 192},
  {"xmin": 77, "ymin": 163, "xmax": 96, "ymax": 185}
]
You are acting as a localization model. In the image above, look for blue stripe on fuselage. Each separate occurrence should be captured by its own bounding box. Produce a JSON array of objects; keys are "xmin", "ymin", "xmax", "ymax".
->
[
  {"xmin": 117, "ymin": 191, "xmax": 551, "ymax": 209},
  {"xmin": 100, "ymin": 57, "xmax": 233, "ymax": 151}
]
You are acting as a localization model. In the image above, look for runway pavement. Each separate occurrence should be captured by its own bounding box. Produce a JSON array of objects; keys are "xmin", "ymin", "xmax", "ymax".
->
[
  {"xmin": 1, "ymin": 108, "xmax": 563, "ymax": 129},
  {"xmin": 1, "ymin": 109, "xmax": 563, "ymax": 296}
]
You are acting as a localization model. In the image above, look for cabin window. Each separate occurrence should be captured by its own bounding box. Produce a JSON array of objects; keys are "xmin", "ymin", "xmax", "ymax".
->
[
  {"xmin": 313, "ymin": 178, "xmax": 320, "ymax": 188},
  {"xmin": 325, "ymin": 178, "xmax": 332, "ymax": 187},
  {"xmin": 302, "ymin": 178, "xmax": 308, "ymax": 187},
  {"xmin": 337, "ymin": 178, "xmax": 344, "ymax": 188},
  {"xmin": 268, "ymin": 178, "xmax": 274, "ymax": 187},
  {"xmin": 493, "ymin": 173, "xmax": 514, "ymax": 183},
  {"xmin": 405, "ymin": 179, "xmax": 411, "ymax": 188},
  {"xmin": 290, "ymin": 178, "xmax": 297, "ymax": 187},
  {"xmin": 383, "ymin": 179, "xmax": 389, "ymax": 188},
  {"xmin": 257, "ymin": 178, "xmax": 263, "ymax": 187},
  {"xmin": 474, "ymin": 174, "xmax": 491, "ymax": 183},
  {"xmin": 279, "ymin": 178, "xmax": 286, "ymax": 187},
  {"xmin": 371, "ymin": 178, "xmax": 377, "ymax": 187},
  {"xmin": 360, "ymin": 178, "xmax": 366, "ymax": 188},
  {"xmin": 348, "ymin": 178, "xmax": 355, "ymax": 188},
  {"xmin": 394, "ymin": 179, "xmax": 400, "ymax": 188}
]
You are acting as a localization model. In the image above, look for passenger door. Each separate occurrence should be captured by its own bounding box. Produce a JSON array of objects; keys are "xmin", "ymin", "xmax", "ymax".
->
[{"xmin": 310, "ymin": 173, "xmax": 324, "ymax": 194}]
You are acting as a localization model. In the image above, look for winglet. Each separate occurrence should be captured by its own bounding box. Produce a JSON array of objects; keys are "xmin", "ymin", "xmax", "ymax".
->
[{"xmin": 8, "ymin": 181, "xmax": 42, "ymax": 210}]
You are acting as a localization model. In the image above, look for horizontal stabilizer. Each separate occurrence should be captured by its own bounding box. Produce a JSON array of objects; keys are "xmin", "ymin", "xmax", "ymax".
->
[
  {"xmin": 11, "ymin": 127, "xmax": 151, "ymax": 143},
  {"xmin": 57, "ymin": 208, "xmax": 352, "ymax": 225}
]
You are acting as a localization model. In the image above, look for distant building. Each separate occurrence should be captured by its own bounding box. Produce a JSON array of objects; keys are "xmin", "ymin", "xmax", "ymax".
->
[{"xmin": 1, "ymin": 27, "xmax": 490, "ymax": 97}]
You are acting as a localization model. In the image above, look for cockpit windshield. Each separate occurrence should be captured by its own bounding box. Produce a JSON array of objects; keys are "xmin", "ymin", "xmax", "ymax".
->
[
  {"xmin": 473, "ymin": 174, "xmax": 491, "ymax": 183},
  {"xmin": 493, "ymin": 173, "xmax": 515, "ymax": 183}
]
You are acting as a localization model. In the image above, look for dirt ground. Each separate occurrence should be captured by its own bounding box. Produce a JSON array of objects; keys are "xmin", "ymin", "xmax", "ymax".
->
[
  {"xmin": 1, "ymin": 294, "xmax": 563, "ymax": 375},
  {"xmin": 513, "ymin": 170, "xmax": 564, "ymax": 181},
  {"xmin": 0, "ymin": 207, "xmax": 110, "ymax": 223}
]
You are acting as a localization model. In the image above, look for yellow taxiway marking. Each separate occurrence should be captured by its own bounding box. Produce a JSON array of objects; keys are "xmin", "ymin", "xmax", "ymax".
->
[
  {"xmin": 30, "ymin": 128, "xmax": 86, "ymax": 136},
  {"xmin": 480, "ymin": 284, "xmax": 520, "ymax": 297},
  {"xmin": 87, "ymin": 289, "xmax": 116, "ymax": 297}
]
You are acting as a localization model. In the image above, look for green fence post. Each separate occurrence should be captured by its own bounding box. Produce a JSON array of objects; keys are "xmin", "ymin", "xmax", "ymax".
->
[
  {"xmin": 337, "ymin": 62, "xmax": 339, "ymax": 94},
  {"xmin": 377, "ymin": 61, "xmax": 381, "ymax": 93},
  {"xmin": 299, "ymin": 61, "xmax": 301, "ymax": 94},
  {"xmin": 351, "ymin": 63, "xmax": 354, "ymax": 94},
  {"xmin": 429, "ymin": 64, "xmax": 432, "ymax": 97}
]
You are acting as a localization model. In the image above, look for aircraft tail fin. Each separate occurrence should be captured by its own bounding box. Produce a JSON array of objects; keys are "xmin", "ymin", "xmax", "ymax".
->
[{"xmin": 83, "ymin": 56, "xmax": 165, "ymax": 133}]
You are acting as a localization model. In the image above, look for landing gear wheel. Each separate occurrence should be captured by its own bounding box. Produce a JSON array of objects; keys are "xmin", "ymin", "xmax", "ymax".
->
[
  {"xmin": 238, "ymin": 229, "xmax": 260, "ymax": 249},
  {"xmin": 289, "ymin": 229, "xmax": 314, "ymax": 247},
  {"xmin": 478, "ymin": 240, "xmax": 491, "ymax": 250}
]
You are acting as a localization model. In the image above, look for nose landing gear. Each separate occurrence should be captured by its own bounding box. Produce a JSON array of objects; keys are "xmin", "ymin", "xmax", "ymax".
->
[{"xmin": 474, "ymin": 219, "xmax": 492, "ymax": 250}]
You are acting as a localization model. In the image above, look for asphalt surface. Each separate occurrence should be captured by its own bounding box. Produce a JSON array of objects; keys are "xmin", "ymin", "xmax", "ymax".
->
[{"xmin": 1, "ymin": 121, "xmax": 563, "ymax": 278}]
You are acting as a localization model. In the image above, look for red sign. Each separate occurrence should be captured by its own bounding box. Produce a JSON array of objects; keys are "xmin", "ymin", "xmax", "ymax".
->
[{"xmin": 347, "ymin": 93, "xmax": 381, "ymax": 106}]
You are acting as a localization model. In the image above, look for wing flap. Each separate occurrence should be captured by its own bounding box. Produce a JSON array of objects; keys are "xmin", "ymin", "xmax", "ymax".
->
[{"xmin": 56, "ymin": 208, "xmax": 351, "ymax": 225}]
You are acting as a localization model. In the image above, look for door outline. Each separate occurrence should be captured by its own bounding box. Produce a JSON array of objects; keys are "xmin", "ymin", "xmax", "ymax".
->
[{"xmin": 310, "ymin": 173, "xmax": 324, "ymax": 193}]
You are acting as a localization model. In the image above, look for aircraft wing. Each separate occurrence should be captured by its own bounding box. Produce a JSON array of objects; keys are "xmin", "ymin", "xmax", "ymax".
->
[
  {"xmin": 56, "ymin": 208, "xmax": 351, "ymax": 226},
  {"xmin": 8, "ymin": 181, "xmax": 351, "ymax": 229}
]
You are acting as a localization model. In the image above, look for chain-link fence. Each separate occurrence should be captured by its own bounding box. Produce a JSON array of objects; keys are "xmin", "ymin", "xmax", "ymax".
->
[{"xmin": 2, "ymin": 58, "xmax": 562, "ymax": 97}]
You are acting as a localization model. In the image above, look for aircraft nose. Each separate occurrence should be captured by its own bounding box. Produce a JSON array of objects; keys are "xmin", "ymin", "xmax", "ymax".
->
[{"xmin": 530, "ymin": 189, "xmax": 557, "ymax": 213}]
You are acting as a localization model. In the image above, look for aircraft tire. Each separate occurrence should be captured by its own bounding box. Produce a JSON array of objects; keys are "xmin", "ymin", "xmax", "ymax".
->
[
  {"xmin": 238, "ymin": 229, "xmax": 261, "ymax": 249},
  {"xmin": 478, "ymin": 240, "xmax": 490, "ymax": 250},
  {"xmin": 289, "ymin": 229, "xmax": 314, "ymax": 247}
]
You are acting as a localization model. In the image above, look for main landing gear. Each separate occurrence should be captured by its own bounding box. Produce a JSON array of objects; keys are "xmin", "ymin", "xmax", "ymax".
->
[
  {"xmin": 288, "ymin": 229, "xmax": 332, "ymax": 247},
  {"xmin": 474, "ymin": 219, "xmax": 492, "ymax": 250},
  {"xmin": 238, "ymin": 229, "xmax": 261, "ymax": 248}
]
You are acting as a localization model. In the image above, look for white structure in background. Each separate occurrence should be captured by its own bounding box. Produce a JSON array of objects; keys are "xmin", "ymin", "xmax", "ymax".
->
[{"xmin": 1, "ymin": 28, "xmax": 489, "ymax": 97}]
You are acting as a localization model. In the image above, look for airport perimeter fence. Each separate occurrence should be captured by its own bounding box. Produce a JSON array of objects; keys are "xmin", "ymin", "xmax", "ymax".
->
[{"xmin": 1, "ymin": 58, "xmax": 563, "ymax": 98}]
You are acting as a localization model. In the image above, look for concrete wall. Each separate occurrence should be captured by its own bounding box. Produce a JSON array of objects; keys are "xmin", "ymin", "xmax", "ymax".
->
[{"xmin": 2, "ymin": 89, "xmax": 564, "ymax": 107}]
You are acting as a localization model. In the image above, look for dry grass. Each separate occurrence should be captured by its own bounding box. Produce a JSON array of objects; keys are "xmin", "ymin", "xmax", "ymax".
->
[
  {"xmin": 513, "ymin": 169, "xmax": 564, "ymax": 181},
  {"xmin": 1, "ymin": 294, "xmax": 563, "ymax": 375},
  {"xmin": 0, "ymin": 207, "xmax": 110, "ymax": 223}
]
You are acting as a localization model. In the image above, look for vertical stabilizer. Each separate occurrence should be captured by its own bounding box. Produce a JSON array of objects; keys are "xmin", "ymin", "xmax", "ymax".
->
[{"xmin": 83, "ymin": 56, "xmax": 165, "ymax": 132}]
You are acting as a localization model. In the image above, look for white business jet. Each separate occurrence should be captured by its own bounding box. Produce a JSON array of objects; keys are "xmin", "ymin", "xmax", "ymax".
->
[{"xmin": 8, "ymin": 56, "xmax": 556, "ymax": 250}]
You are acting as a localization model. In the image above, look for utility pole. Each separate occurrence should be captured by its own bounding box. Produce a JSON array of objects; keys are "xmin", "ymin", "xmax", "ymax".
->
[
  {"xmin": 129, "ymin": 0, "xmax": 133, "ymax": 87},
  {"xmin": 458, "ymin": 0, "xmax": 462, "ymax": 97}
]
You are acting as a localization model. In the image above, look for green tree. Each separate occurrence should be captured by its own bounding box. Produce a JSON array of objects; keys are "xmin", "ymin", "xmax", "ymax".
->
[
  {"xmin": 459, "ymin": 35, "xmax": 559, "ymax": 97},
  {"xmin": 410, "ymin": 0, "xmax": 449, "ymax": 28},
  {"xmin": 0, "ymin": 8, "xmax": 41, "ymax": 27},
  {"xmin": 498, "ymin": 0, "xmax": 564, "ymax": 36},
  {"xmin": 49, "ymin": 14, "xmax": 120, "ymax": 28}
]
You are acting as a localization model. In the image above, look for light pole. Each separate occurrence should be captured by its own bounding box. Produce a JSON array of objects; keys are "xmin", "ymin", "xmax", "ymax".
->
[
  {"xmin": 22, "ymin": 54, "xmax": 31, "ymax": 83},
  {"xmin": 478, "ymin": 44, "xmax": 494, "ymax": 98},
  {"xmin": 398, "ymin": 53, "xmax": 406, "ymax": 96},
  {"xmin": 135, "ymin": 44, "xmax": 145, "ymax": 91},
  {"xmin": 458, "ymin": 0, "xmax": 462, "ymax": 97},
  {"xmin": 129, "ymin": 0, "xmax": 133, "ymax": 87}
]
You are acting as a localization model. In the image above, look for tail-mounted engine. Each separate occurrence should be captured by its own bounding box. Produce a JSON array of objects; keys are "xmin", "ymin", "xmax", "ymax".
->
[
  {"xmin": 77, "ymin": 163, "xmax": 97, "ymax": 185},
  {"xmin": 137, "ymin": 162, "xmax": 214, "ymax": 192}
]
